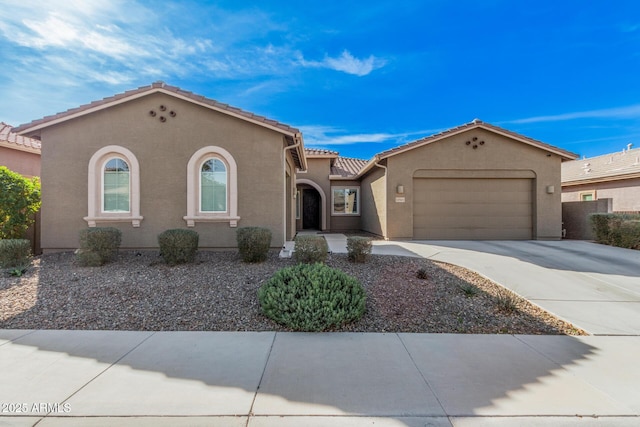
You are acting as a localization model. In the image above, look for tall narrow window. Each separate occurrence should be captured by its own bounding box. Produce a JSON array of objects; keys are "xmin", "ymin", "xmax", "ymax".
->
[
  {"xmin": 103, "ymin": 158, "xmax": 130, "ymax": 212},
  {"xmin": 200, "ymin": 158, "xmax": 227, "ymax": 212}
]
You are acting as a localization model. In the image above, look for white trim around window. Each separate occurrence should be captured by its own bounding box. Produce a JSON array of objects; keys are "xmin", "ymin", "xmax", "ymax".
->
[
  {"xmin": 579, "ymin": 190, "xmax": 597, "ymax": 202},
  {"xmin": 331, "ymin": 186, "xmax": 360, "ymax": 216},
  {"xmin": 85, "ymin": 145, "xmax": 143, "ymax": 227},
  {"xmin": 184, "ymin": 146, "xmax": 240, "ymax": 227}
]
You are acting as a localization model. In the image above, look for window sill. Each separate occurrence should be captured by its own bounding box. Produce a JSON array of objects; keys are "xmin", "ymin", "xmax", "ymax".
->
[
  {"xmin": 84, "ymin": 216, "xmax": 143, "ymax": 227},
  {"xmin": 183, "ymin": 215, "xmax": 241, "ymax": 227}
]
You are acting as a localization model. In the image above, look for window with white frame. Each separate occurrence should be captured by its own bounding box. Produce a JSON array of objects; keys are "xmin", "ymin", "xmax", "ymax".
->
[
  {"xmin": 332, "ymin": 187, "xmax": 360, "ymax": 215},
  {"xmin": 85, "ymin": 146, "xmax": 142, "ymax": 227},
  {"xmin": 184, "ymin": 146, "xmax": 240, "ymax": 227},
  {"xmin": 200, "ymin": 158, "xmax": 227, "ymax": 212},
  {"xmin": 103, "ymin": 158, "xmax": 130, "ymax": 212}
]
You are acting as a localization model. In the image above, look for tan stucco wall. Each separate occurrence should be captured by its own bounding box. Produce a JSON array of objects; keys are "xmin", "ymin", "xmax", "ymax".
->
[
  {"xmin": 367, "ymin": 128, "xmax": 563, "ymax": 240},
  {"xmin": 296, "ymin": 157, "xmax": 332, "ymax": 231},
  {"xmin": 360, "ymin": 165, "xmax": 386, "ymax": 237},
  {"xmin": 38, "ymin": 92, "xmax": 291, "ymax": 250},
  {"xmin": 329, "ymin": 179, "xmax": 362, "ymax": 231},
  {"xmin": 562, "ymin": 178, "xmax": 640, "ymax": 212},
  {"xmin": 0, "ymin": 147, "xmax": 40, "ymax": 178}
]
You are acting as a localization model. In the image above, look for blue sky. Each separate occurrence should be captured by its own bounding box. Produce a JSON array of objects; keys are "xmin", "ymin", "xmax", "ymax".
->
[{"xmin": 1, "ymin": 0, "xmax": 639, "ymax": 160}]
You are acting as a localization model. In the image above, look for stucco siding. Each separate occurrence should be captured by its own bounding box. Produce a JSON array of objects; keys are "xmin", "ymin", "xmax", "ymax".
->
[
  {"xmin": 382, "ymin": 128, "xmax": 563, "ymax": 240},
  {"xmin": 40, "ymin": 92, "xmax": 288, "ymax": 250},
  {"xmin": 296, "ymin": 157, "xmax": 333, "ymax": 231},
  {"xmin": 0, "ymin": 147, "xmax": 40, "ymax": 177},
  {"xmin": 329, "ymin": 179, "xmax": 362, "ymax": 231},
  {"xmin": 562, "ymin": 178, "xmax": 640, "ymax": 212},
  {"xmin": 360, "ymin": 165, "xmax": 386, "ymax": 237}
]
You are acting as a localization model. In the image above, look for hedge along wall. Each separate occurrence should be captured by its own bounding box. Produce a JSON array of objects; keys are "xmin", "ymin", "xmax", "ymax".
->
[{"xmin": 589, "ymin": 213, "xmax": 640, "ymax": 249}]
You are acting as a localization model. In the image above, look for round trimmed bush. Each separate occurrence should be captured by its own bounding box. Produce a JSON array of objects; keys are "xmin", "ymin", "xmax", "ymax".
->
[
  {"xmin": 158, "ymin": 229, "xmax": 199, "ymax": 265},
  {"xmin": 258, "ymin": 263, "xmax": 366, "ymax": 331},
  {"xmin": 237, "ymin": 227, "xmax": 272, "ymax": 263}
]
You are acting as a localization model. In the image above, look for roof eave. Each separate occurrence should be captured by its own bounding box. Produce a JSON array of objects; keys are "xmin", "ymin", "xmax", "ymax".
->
[
  {"xmin": 354, "ymin": 155, "xmax": 382, "ymax": 179},
  {"xmin": 377, "ymin": 123, "xmax": 579, "ymax": 161},
  {"xmin": 0, "ymin": 140, "xmax": 41, "ymax": 154},
  {"xmin": 14, "ymin": 87, "xmax": 301, "ymax": 139},
  {"xmin": 562, "ymin": 171, "xmax": 640, "ymax": 186}
]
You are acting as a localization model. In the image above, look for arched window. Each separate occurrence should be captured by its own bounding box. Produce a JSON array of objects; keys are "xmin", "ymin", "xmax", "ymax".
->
[
  {"xmin": 185, "ymin": 146, "xmax": 239, "ymax": 227},
  {"xmin": 86, "ymin": 146, "xmax": 142, "ymax": 227},
  {"xmin": 200, "ymin": 158, "xmax": 227, "ymax": 212},
  {"xmin": 103, "ymin": 157, "xmax": 130, "ymax": 212}
]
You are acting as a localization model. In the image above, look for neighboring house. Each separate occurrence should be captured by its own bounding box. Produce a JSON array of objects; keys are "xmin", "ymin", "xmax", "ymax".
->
[
  {"xmin": 298, "ymin": 120, "xmax": 578, "ymax": 240},
  {"xmin": 13, "ymin": 82, "xmax": 577, "ymax": 251},
  {"xmin": 562, "ymin": 145, "xmax": 640, "ymax": 212},
  {"xmin": 0, "ymin": 122, "xmax": 41, "ymax": 177},
  {"xmin": 13, "ymin": 82, "xmax": 306, "ymax": 252}
]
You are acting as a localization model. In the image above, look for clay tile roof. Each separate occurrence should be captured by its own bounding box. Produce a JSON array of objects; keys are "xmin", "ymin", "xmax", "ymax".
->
[
  {"xmin": 375, "ymin": 119, "xmax": 578, "ymax": 161},
  {"xmin": 330, "ymin": 156, "xmax": 368, "ymax": 178},
  {"xmin": 562, "ymin": 146, "xmax": 640, "ymax": 184},
  {"xmin": 304, "ymin": 148, "xmax": 339, "ymax": 157},
  {"xmin": 0, "ymin": 122, "xmax": 41, "ymax": 153},
  {"xmin": 13, "ymin": 81, "xmax": 301, "ymax": 136}
]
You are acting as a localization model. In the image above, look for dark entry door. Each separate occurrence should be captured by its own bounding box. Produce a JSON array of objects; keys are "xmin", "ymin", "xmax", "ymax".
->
[{"xmin": 302, "ymin": 189, "xmax": 320, "ymax": 229}]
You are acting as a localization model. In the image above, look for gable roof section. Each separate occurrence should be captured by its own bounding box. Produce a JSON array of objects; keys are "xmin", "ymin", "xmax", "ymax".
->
[
  {"xmin": 305, "ymin": 148, "xmax": 339, "ymax": 158},
  {"xmin": 377, "ymin": 119, "xmax": 578, "ymax": 160},
  {"xmin": 13, "ymin": 81, "xmax": 306, "ymax": 169},
  {"xmin": 330, "ymin": 156, "xmax": 369, "ymax": 178},
  {"xmin": 0, "ymin": 122, "xmax": 41, "ymax": 154},
  {"xmin": 356, "ymin": 119, "xmax": 578, "ymax": 178},
  {"xmin": 562, "ymin": 146, "xmax": 640, "ymax": 185}
]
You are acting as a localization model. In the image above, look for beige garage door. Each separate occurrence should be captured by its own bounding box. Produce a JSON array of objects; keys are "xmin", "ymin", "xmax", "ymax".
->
[{"xmin": 413, "ymin": 178, "xmax": 533, "ymax": 240}]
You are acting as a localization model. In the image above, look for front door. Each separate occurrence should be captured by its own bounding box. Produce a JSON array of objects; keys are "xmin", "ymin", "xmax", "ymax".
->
[{"xmin": 302, "ymin": 189, "xmax": 320, "ymax": 229}]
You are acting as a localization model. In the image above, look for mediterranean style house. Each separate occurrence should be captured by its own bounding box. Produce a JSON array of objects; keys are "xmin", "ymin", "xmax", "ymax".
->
[
  {"xmin": 13, "ymin": 82, "xmax": 578, "ymax": 252},
  {"xmin": 562, "ymin": 144, "xmax": 640, "ymax": 212},
  {"xmin": 298, "ymin": 121, "xmax": 578, "ymax": 241}
]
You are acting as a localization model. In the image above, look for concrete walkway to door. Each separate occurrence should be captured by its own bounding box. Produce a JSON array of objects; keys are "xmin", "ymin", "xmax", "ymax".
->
[{"xmin": 372, "ymin": 239, "xmax": 640, "ymax": 336}]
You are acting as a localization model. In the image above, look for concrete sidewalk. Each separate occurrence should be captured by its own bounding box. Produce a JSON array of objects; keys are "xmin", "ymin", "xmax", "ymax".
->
[{"xmin": 1, "ymin": 330, "xmax": 639, "ymax": 426}]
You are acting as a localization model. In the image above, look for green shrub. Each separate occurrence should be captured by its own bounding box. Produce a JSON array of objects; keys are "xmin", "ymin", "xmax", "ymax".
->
[
  {"xmin": 589, "ymin": 214, "xmax": 611, "ymax": 244},
  {"xmin": 158, "ymin": 229, "xmax": 199, "ymax": 265},
  {"xmin": 459, "ymin": 283, "xmax": 479, "ymax": 297},
  {"xmin": 77, "ymin": 227, "xmax": 122, "ymax": 266},
  {"xmin": 495, "ymin": 288, "xmax": 520, "ymax": 313},
  {"xmin": 346, "ymin": 236, "xmax": 372, "ymax": 263},
  {"xmin": 258, "ymin": 263, "xmax": 366, "ymax": 331},
  {"xmin": 0, "ymin": 239, "xmax": 32, "ymax": 268},
  {"xmin": 294, "ymin": 235, "xmax": 328, "ymax": 264},
  {"xmin": 75, "ymin": 249, "xmax": 103, "ymax": 267},
  {"xmin": 416, "ymin": 267, "xmax": 429, "ymax": 280},
  {"xmin": 590, "ymin": 213, "xmax": 640, "ymax": 249},
  {"xmin": 0, "ymin": 166, "xmax": 41, "ymax": 239},
  {"xmin": 236, "ymin": 227, "xmax": 272, "ymax": 263}
]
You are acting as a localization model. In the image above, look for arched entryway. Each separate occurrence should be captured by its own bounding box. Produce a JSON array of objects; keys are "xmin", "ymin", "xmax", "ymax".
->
[
  {"xmin": 296, "ymin": 179, "xmax": 327, "ymax": 231},
  {"xmin": 302, "ymin": 188, "xmax": 320, "ymax": 229}
]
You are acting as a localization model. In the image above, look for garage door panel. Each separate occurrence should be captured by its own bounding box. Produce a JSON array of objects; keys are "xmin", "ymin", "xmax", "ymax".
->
[{"xmin": 413, "ymin": 178, "xmax": 533, "ymax": 240}]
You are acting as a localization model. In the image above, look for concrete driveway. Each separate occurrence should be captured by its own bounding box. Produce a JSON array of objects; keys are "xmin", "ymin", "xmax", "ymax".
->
[{"xmin": 372, "ymin": 240, "xmax": 640, "ymax": 335}]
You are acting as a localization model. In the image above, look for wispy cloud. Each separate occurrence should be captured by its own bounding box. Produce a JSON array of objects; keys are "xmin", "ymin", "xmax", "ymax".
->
[
  {"xmin": 300, "ymin": 125, "xmax": 437, "ymax": 146},
  {"xmin": 506, "ymin": 104, "xmax": 640, "ymax": 124},
  {"xmin": 298, "ymin": 50, "xmax": 387, "ymax": 76}
]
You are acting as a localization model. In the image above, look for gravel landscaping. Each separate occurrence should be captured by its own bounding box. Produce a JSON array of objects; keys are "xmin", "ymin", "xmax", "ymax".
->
[{"xmin": 0, "ymin": 250, "xmax": 586, "ymax": 334}]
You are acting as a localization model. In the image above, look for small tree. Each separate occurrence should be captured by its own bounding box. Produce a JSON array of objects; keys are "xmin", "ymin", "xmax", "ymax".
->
[{"xmin": 0, "ymin": 166, "xmax": 41, "ymax": 239}]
